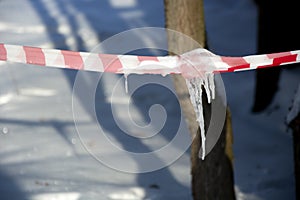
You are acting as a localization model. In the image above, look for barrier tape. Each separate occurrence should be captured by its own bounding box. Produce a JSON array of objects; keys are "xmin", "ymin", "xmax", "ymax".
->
[
  {"xmin": 1, "ymin": 43, "xmax": 300, "ymax": 76},
  {"xmin": 2, "ymin": 43, "xmax": 299, "ymax": 161}
]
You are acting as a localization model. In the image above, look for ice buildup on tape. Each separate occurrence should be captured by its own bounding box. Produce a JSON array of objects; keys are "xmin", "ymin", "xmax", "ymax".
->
[{"xmin": 179, "ymin": 48, "xmax": 217, "ymax": 160}]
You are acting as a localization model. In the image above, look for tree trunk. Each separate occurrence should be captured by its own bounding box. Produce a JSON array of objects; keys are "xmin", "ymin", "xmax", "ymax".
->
[
  {"xmin": 164, "ymin": 0, "xmax": 236, "ymax": 199},
  {"xmin": 289, "ymin": 113, "xmax": 300, "ymax": 200}
]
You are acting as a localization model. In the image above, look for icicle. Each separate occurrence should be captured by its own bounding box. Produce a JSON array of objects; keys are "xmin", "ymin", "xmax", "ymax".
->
[
  {"xmin": 202, "ymin": 73, "xmax": 215, "ymax": 104},
  {"xmin": 124, "ymin": 73, "xmax": 129, "ymax": 94},
  {"xmin": 203, "ymin": 73, "xmax": 211, "ymax": 103},
  {"xmin": 208, "ymin": 73, "xmax": 215, "ymax": 100},
  {"xmin": 185, "ymin": 73, "xmax": 215, "ymax": 160}
]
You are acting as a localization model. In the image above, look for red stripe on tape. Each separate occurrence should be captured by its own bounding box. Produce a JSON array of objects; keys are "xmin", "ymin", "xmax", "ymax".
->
[
  {"xmin": 221, "ymin": 57, "xmax": 250, "ymax": 72},
  {"xmin": 0, "ymin": 44, "xmax": 7, "ymax": 61},
  {"xmin": 23, "ymin": 46, "xmax": 45, "ymax": 66},
  {"xmin": 267, "ymin": 52, "xmax": 296, "ymax": 65},
  {"xmin": 257, "ymin": 52, "xmax": 298, "ymax": 69},
  {"xmin": 61, "ymin": 50, "xmax": 84, "ymax": 70},
  {"xmin": 98, "ymin": 54, "xmax": 122, "ymax": 73},
  {"xmin": 257, "ymin": 64, "xmax": 278, "ymax": 69},
  {"xmin": 273, "ymin": 55, "xmax": 297, "ymax": 66},
  {"xmin": 137, "ymin": 56, "xmax": 159, "ymax": 62}
]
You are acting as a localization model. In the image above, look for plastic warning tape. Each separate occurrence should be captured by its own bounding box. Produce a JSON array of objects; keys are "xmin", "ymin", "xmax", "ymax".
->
[{"xmin": 1, "ymin": 43, "xmax": 300, "ymax": 75}]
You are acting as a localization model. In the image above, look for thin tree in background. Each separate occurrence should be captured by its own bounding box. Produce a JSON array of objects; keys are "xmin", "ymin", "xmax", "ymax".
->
[
  {"xmin": 289, "ymin": 113, "xmax": 300, "ymax": 200},
  {"xmin": 288, "ymin": 90, "xmax": 300, "ymax": 200}
]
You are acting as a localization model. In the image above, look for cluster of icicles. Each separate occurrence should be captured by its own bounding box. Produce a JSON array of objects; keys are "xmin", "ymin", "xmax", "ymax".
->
[
  {"xmin": 123, "ymin": 48, "xmax": 217, "ymax": 160},
  {"xmin": 181, "ymin": 48, "xmax": 216, "ymax": 160},
  {"xmin": 185, "ymin": 73, "xmax": 215, "ymax": 160}
]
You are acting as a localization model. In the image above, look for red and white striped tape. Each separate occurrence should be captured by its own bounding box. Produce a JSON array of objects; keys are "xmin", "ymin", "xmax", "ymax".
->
[{"xmin": 1, "ymin": 43, "xmax": 300, "ymax": 75}]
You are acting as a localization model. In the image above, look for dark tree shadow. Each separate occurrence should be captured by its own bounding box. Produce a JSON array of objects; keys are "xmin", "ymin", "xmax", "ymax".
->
[{"xmin": 0, "ymin": 168, "xmax": 28, "ymax": 200}]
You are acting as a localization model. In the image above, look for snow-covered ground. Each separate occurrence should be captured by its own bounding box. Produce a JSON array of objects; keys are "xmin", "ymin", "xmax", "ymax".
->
[{"xmin": 0, "ymin": 0, "xmax": 299, "ymax": 200}]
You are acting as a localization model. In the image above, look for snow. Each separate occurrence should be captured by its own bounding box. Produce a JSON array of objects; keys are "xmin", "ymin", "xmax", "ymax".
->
[{"xmin": 0, "ymin": 0, "xmax": 299, "ymax": 200}]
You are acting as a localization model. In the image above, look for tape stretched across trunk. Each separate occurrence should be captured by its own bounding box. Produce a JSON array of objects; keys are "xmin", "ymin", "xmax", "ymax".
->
[{"xmin": 1, "ymin": 43, "xmax": 300, "ymax": 77}]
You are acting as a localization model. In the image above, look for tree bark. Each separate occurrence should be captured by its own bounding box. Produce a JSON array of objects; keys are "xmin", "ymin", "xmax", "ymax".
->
[
  {"xmin": 164, "ymin": 0, "xmax": 236, "ymax": 199},
  {"xmin": 289, "ymin": 113, "xmax": 300, "ymax": 200}
]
